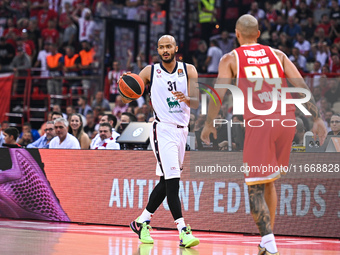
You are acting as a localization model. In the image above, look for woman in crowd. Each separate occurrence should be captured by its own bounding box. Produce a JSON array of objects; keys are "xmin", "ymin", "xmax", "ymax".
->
[
  {"xmin": 328, "ymin": 113, "xmax": 340, "ymax": 136},
  {"xmin": 68, "ymin": 113, "xmax": 91, "ymax": 149}
]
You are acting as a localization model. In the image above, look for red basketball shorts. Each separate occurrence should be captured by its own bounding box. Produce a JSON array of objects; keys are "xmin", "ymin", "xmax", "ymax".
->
[{"xmin": 243, "ymin": 111, "xmax": 296, "ymax": 185}]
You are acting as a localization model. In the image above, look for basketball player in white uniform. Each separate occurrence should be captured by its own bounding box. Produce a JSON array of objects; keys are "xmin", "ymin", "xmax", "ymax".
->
[{"xmin": 122, "ymin": 35, "xmax": 200, "ymax": 248}]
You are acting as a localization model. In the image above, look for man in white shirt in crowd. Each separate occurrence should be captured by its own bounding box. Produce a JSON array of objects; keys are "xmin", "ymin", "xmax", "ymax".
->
[
  {"xmin": 247, "ymin": 2, "xmax": 265, "ymax": 22},
  {"xmin": 92, "ymin": 123, "xmax": 120, "ymax": 150},
  {"xmin": 294, "ymin": 33, "xmax": 311, "ymax": 59},
  {"xmin": 205, "ymin": 39, "xmax": 223, "ymax": 74},
  {"xmin": 71, "ymin": 5, "xmax": 95, "ymax": 43},
  {"xmin": 210, "ymin": 30, "xmax": 235, "ymax": 54},
  {"xmin": 91, "ymin": 114, "xmax": 120, "ymax": 149},
  {"xmin": 34, "ymin": 42, "xmax": 51, "ymax": 78},
  {"xmin": 52, "ymin": 105, "xmax": 68, "ymax": 119},
  {"xmin": 49, "ymin": 118, "xmax": 80, "ymax": 149},
  {"xmin": 289, "ymin": 47, "xmax": 307, "ymax": 72},
  {"xmin": 91, "ymin": 91, "xmax": 111, "ymax": 111}
]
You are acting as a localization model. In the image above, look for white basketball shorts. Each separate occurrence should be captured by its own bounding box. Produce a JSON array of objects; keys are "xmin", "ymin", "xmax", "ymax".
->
[{"xmin": 150, "ymin": 121, "xmax": 188, "ymax": 180}]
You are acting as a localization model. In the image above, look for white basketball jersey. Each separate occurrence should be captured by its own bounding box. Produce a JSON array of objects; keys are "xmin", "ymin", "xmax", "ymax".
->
[{"xmin": 150, "ymin": 62, "xmax": 190, "ymax": 127}]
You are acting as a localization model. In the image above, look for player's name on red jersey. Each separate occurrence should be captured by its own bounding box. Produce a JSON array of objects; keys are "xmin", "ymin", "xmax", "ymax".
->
[
  {"xmin": 243, "ymin": 49, "xmax": 266, "ymax": 57},
  {"xmin": 234, "ymin": 44, "xmax": 295, "ymax": 119}
]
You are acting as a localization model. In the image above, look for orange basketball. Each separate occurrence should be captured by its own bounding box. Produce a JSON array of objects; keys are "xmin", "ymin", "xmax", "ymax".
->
[{"xmin": 118, "ymin": 73, "xmax": 145, "ymax": 100}]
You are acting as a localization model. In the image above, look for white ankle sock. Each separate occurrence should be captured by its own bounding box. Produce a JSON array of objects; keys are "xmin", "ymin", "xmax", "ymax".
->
[
  {"xmin": 138, "ymin": 209, "xmax": 153, "ymax": 223},
  {"xmin": 260, "ymin": 233, "xmax": 278, "ymax": 253},
  {"xmin": 174, "ymin": 217, "xmax": 186, "ymax": 233}
]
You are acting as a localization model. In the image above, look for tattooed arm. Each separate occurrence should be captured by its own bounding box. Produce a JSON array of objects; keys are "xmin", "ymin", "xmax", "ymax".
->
[{"xmin": 248, "ymin": 184, "xmax": 272, "ymax": 236}]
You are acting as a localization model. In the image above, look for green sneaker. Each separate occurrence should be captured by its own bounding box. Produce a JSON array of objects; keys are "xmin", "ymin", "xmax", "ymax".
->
[
  {"xmin": 130, "ymin": 217, "xmax": 154, "ymax": 244},
  {"xmin": 137, "ymin": 244, "xmax": 154, "ymax": 255},
  {"xmin": 179, "ymin": 225, "xmax": 200, "ymax": 248}
]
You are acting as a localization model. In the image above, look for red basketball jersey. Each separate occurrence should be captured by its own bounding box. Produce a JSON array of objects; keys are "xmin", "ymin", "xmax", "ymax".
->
[{"xmin": 234, "ymin": 44, "xmax": 295, "ymax": 120}]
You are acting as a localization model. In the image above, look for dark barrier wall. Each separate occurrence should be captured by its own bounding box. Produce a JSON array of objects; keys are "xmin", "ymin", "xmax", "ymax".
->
[{"xmin": 0, "ymin": 148, "xmax": 339, "ymax": 238}]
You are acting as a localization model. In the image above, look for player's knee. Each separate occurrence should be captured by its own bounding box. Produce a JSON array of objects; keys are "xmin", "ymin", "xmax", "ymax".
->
[
  {"xmin": 165, "ymin": 178, "xmax": 180, "ymax": 194},
  {"xmin": 154, "ymin": 176, "xmax": 166, "ymax": 192},
  {"xmin": 159, "ymin": 176, "xmax": 166, "ymax": 187},
  {"xmin": 248, "ymin": 184, "xmax": 265, "ymax": 194}
]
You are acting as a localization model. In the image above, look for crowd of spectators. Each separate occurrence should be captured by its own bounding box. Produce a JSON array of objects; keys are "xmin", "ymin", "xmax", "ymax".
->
[
  {"xmin": 191, "ymin": 0, "xmax": 340, "ymax": 151},
  {"xmin": 192, "ymin": 1, "xmax": 340, "ymax": 76},
  {"xmin": 0, "ymin": 0, "xmax": 168, "ymax": 77},
  {"xmin": 0, "ymin": 0, "xmax": 111, "ymax": 100},
  {"xmin": 0, "ymin": 0, "xmax": 168, "ymax": 123},
  {"xmin": 0, "ymin": 0, "xmax": 163, "ymax": 150},
  {"xmin": 0, "ymin": 1, "xmax": 168, "ymax": 57},
  {"xmin": 0, "ymin": 88, "xmax": 156, "ymax": 149}
]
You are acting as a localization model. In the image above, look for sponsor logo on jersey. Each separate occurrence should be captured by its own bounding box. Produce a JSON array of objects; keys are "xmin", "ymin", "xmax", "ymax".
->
[
  {"xmin": 166, "ymin": 97, "xmax": 183, "ymax": 113},
  {"xmin": 247, "ymin": 57, "xmax": 270, "ymax": 65},
  {"xmin": 178, "ymin": 69, "xmax": 185, "ymax": 77},
  {"xmin": 156, "ymin": 69, "xmax": 162, "ymax": 78},
  {"xmin": 167, "ymin": 97, "xmax": 180, "ymax": 108}
]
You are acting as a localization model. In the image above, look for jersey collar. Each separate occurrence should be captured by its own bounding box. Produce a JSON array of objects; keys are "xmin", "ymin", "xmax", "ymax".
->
[
  {"xmin": 240, "ymin": 43, "xmax": 259, "ymax": 47},
  {"xmin": 160, "ymin": 61, "xmax": 178, "ymax": 74}
]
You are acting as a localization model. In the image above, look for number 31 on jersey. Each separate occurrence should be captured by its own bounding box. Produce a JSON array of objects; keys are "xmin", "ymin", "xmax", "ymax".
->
[{"xmin": 168, "ymin": 81, "xmax": 177, "ymax": 91}]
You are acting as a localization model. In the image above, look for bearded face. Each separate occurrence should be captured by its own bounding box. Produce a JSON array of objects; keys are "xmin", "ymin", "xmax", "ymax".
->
[{"xmin": 157, "ymin": 36, "xmax": 177, "ymax": 64}]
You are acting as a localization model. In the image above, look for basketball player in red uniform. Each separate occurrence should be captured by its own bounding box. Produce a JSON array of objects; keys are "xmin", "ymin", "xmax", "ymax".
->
[{"xmin": 201, "ymin": 15, "xmax": 327, "ymax": 255}]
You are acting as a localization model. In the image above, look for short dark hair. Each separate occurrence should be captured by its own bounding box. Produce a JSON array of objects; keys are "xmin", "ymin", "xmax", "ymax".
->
[
  {"xmin": 23, "ymin": 122, "xmax": 31, "ymax": 128},
  {"xmin": 52, "ymin": 111, "xmax": 63, "ymax": 118},
  {"xmin": 99, "ymin": 122, "xmax": 112, "ymax": 130},
  {"xmin": 122, "ymin": 112, "xmax": 137, "ymax": 122},
  {"xmin": 4, "ymin": 127, "xmax": 19, "ymax": 140},
  {"xmin": 65, "ymin": 45, "xmax": 75, "ymax": 52},
  {"xmin": 80, "ymin": 95, "xmax": 87, "ymax": 102},
  {"xmin": 86, "ymin": 111, "xmax": 93, "ymax": 116},
  {"xmin": 210, "ymin": 39, "xmax": 219, "ymax": 47},
  {"xmin": 105, "ymin": 114, "xmax": 117, "ymax": 127},
  {"xmin": 232, "ymin": 115, "xmax": 244, "ymax": 122}
]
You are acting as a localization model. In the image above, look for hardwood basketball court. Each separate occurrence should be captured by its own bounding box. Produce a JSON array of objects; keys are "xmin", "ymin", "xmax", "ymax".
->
[{"xmin": 0, "ymin": 219, "xmax": 339, "ymax": 255}]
